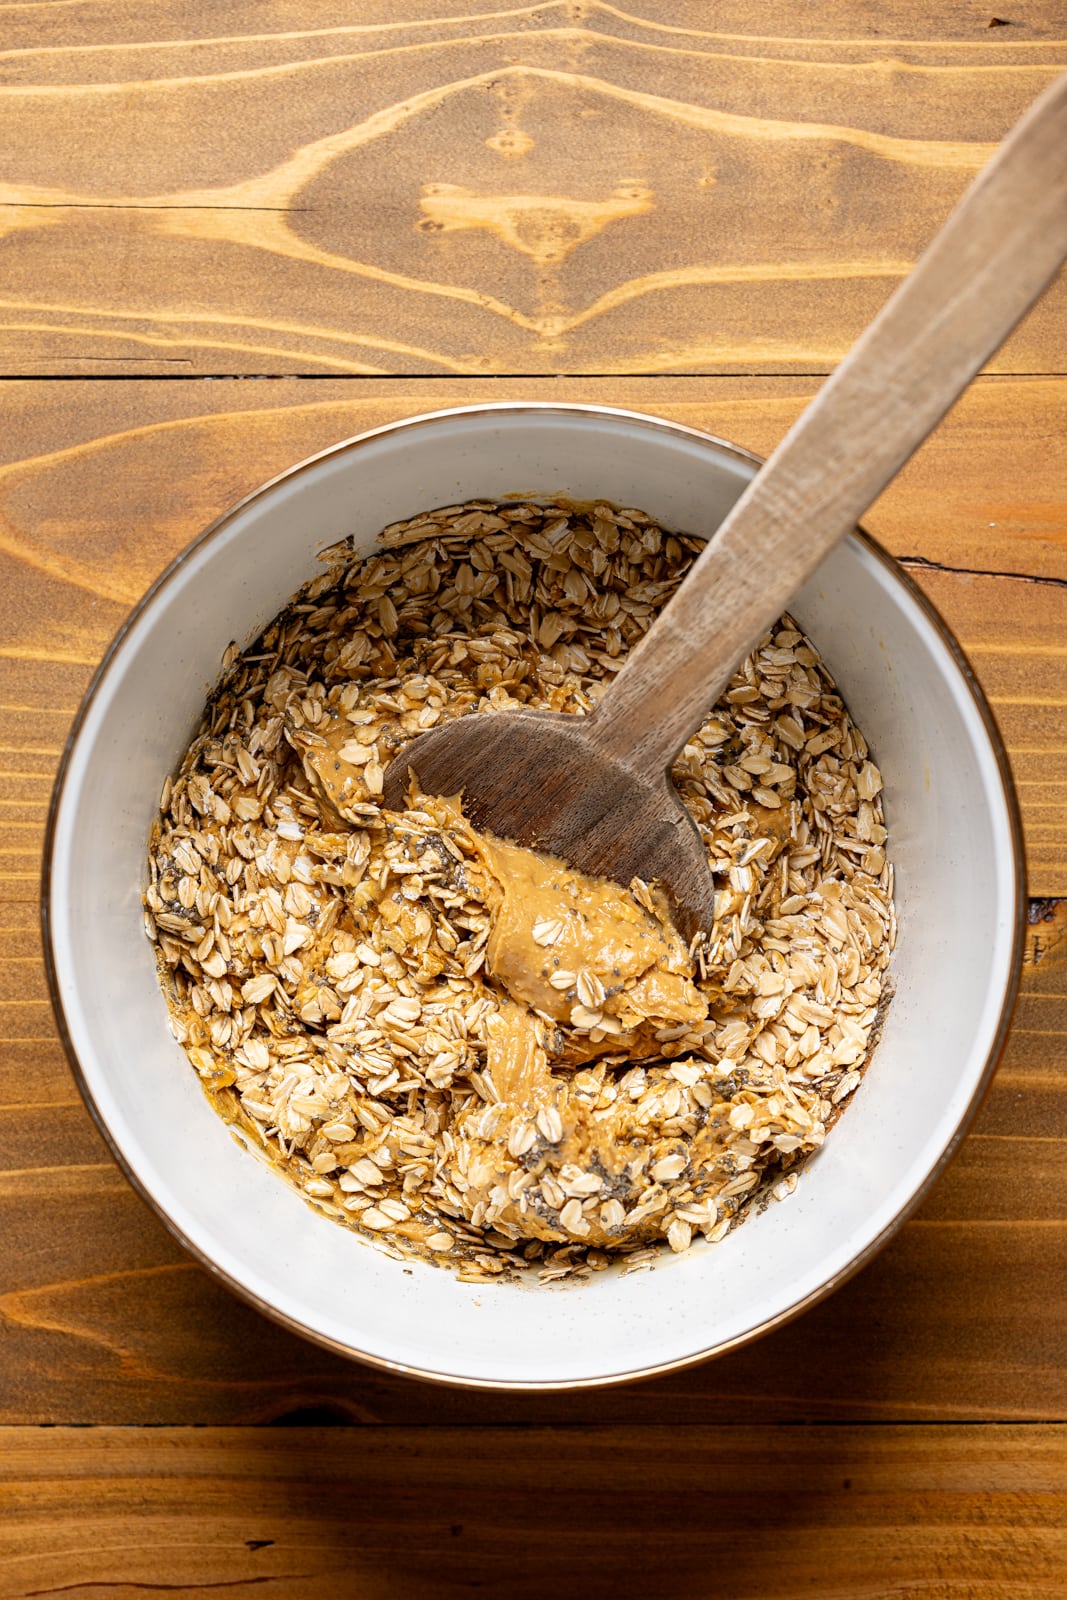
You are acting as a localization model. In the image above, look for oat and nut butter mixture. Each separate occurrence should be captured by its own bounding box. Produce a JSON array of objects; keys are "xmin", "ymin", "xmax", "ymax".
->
[{"xmin": 146, "ymin": 498, "xmax": 894, "ymax": 1283}]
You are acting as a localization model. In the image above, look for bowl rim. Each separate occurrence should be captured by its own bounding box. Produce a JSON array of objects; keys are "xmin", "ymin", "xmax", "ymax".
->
[{"xmin": 41, "ymin": 401, "xmax": 1028, "ymax": 1391}]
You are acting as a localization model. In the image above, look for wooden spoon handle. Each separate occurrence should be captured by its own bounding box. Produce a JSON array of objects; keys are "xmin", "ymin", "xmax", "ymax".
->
[{"xmin": 588, "ymin": 71, "xmax": 1067, "ymax": 773}]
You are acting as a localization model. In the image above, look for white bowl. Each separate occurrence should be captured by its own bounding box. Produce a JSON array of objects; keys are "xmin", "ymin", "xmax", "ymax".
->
[{"xmin": 44, "ymin": 404, "xmax": 1025, "ymax": 1389}]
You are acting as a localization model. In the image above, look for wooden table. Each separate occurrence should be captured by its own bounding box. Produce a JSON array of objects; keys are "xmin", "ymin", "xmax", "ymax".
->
[{"xmin": 2, "ymin": 5, "xmax": 1065, "ymax": 1594}]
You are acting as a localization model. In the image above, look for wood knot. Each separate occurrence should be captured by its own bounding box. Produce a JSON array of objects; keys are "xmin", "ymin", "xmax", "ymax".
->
[{"xmin": 417, "ymin": 183, "xmax": 653, "ymax": 265}]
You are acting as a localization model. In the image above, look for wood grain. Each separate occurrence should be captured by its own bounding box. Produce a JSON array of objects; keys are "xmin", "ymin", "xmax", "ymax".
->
[
  {"xmin": 2, "ymin": 3, "xmax": 1064, "ymax": 1588},
  {"xmin": 1, "ymin": 2, "xmax": 1065, "ymax": 376},
  {"xmin": 1, "ymin": 1424, "xmax": 1065, "ymax": 1600}
]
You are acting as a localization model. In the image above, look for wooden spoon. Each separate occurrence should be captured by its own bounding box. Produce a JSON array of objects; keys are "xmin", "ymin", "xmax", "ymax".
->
[{"xmin": 383, "ymin": 74, "xmax": 1067, "ymax": 940}]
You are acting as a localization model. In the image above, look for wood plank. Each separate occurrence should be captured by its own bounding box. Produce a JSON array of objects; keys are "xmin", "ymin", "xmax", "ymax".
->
[
  {"xmin": 1, "ymin": 1425, "xmax": 1064, "ymax": 1600},
  {"xmin": 0, "ymin": 908, "xmax": 1062, "ymax": 1425},
  {"xmin": 1, "ymin": 3, "xmax": 1065, "ymax": 375},
  {"xmin": 1, "ymin": 375, "xmax": 1062, "ymax": 888}
]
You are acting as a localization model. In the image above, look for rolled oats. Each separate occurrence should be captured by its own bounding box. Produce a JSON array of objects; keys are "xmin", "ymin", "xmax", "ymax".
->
[{"xmin": 146, "ymin": 497, "xmax": 894, "ymax": 1282}]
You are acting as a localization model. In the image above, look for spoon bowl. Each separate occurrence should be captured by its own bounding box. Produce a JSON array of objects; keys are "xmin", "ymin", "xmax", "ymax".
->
[{"xmin": 382, "ymin": 705, "xmax": 717, "ymax": 940}]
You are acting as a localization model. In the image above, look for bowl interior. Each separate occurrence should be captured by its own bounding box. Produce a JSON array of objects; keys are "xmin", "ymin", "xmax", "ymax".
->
[{"xmin": 46, "ymin": 405, "xmax": 1022, "ymax": 1387}]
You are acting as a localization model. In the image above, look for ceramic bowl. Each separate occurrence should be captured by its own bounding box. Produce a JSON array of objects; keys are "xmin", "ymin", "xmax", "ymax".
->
[{"xmin": 44, "ymin": 404, "xmax": 1025, "ymax": 1389}]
